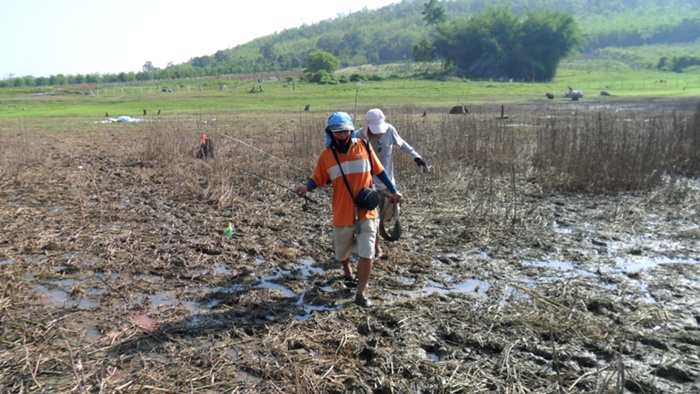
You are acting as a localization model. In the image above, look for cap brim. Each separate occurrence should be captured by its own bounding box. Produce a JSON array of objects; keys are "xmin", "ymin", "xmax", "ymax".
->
[
  {"xmin": 328, "ymin": 124, "xmax": 355, "ymax": 132},
  {"xmin": 368, "ymin": 123, "xmax": 389, "ymax": 134}
]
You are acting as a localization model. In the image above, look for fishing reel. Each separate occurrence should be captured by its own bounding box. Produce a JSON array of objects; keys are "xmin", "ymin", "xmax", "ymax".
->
[{"xmin": 300, "ymin": 195, "xmax": 317, "ymax": 212}]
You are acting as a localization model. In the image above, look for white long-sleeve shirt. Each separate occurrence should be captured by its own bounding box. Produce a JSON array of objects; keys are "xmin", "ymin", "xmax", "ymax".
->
[{"xmin": 356, "ymin": 124, "xmax": 421, "ymax": 190}]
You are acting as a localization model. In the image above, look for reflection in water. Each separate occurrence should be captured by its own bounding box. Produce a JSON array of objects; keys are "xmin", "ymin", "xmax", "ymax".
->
[
  {"xmin": 296, "ymin": 304, "xmax": 343, "ymax": 321},
  {"xmin": 84, "ymin": 325, "xmax": 102, "ymax": 343},
  {"xmin": 419, "ymin": 278, "xmax": 492, "ymax": 298},
  {"xmin": 522, "ymin": 260, "xmax": 595, "ymax": 277},
  {"xmin": 256, "ymin": 280, "xmax": 296, "ymax": 298},
  {"xmin": 34, "ymin": 285, "xmax": 100, "ymax": 310},
  {"xmin": 237, "ymin": 369, "xmax": 262, "ymax": 383},
  {"xmin": 613, "ymin": 256, "xmax": 698, "ymax": 273},
  {"xmin": 31, "ymin": 250, "xmax": 695, "ymax": 334}
]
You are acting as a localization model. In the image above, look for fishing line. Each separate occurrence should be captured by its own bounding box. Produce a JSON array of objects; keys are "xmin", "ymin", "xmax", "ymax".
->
[
  {"xmin": 213, "ymin": 130, "xmax": 322, "ymax": 210},
  {"xmin": 229, "ymin": 162, "xmax": 319, "ymax": 206},
  {"xmin": 215, "ymin": 130, "xmax": 309, "ymax": 175}
]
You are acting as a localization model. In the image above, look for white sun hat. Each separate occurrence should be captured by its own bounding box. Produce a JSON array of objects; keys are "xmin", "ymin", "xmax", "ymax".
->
[{"xmin": 365, "ymin": 108, "xmax": 389, "ymax": 134}]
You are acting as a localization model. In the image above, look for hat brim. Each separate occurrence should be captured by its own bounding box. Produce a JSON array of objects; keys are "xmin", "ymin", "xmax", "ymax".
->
[
  {"xmin": 367, "ymin": 123, "xmax": 389, "ymax": 134},
  {"xmin": 327, "ymin": 124, "xmax": 355, "ymax": 132}
]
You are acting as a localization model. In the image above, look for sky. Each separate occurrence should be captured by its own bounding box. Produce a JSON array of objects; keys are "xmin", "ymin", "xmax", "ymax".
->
[{"xmin": 0, "ymin": 0, "xmax": 399, "ymax": 79}]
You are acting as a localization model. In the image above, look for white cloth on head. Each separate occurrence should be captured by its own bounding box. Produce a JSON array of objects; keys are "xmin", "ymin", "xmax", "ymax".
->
[{"xmin": 356, "ymin": 124, "xmax": 421, "ymax": 190}]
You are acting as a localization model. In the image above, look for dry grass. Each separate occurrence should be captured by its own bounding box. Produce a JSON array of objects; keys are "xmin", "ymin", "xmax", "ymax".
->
[{"xmin": 1, "ymin": 99, "xmax": 698, "ymax": 393}]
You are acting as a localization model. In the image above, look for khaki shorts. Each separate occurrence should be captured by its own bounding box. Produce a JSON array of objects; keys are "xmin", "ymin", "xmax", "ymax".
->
[{"xmin": 333, "ymin": 219, "xmax": 378, "ymax": 260}]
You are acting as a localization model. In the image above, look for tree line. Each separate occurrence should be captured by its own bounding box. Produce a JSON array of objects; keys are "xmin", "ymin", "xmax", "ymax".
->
[{"xmin": 1, "ymin": 0, "xmax": 698, "ymax": 87}]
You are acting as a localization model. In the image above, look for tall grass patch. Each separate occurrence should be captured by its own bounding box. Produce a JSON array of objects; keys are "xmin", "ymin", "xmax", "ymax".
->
[{"xmin": 133, "ymin": 102, "xmax": 699, "ymax": 229}]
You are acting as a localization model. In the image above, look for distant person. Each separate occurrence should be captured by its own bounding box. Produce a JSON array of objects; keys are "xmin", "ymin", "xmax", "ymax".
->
[
  {"xmin": 355, "ymin": 108, "xmax": 427, "ymax": 258},
  {"xmin": 294, "ymin": 111, "xmax": 402, "ymax": 308}
]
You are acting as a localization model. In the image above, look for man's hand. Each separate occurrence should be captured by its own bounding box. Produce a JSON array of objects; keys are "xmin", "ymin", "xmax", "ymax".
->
[
  {"xmin": 294, "ymin": 185, "xmax": 308, "ymax": 197},
  {"xmin": 415, "ymin": 157, "xmax": 428, "ymax": 170},
  {"xmin": 389, "ymin": 192, "xmax": 403, "ymax": 204}
]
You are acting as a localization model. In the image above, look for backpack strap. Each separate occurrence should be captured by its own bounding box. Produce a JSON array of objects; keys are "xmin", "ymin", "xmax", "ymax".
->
[
  {"xmin": 361, "ymin": 139, "xmax": 373, "ymax": 175},
  {"xmin": 331, "ymin": 138, "xmax": 374, "ymax": 200}
]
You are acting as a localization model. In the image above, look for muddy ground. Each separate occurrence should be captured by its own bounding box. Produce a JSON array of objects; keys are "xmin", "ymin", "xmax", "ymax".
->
[{"xmin": 1, "ymin": 98, "xmax": 699, "ymax": 393}]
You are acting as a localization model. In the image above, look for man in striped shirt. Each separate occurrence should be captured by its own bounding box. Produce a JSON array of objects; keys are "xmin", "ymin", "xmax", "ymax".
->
[{"xmin": 295, "ymin": 112, "xmax": 402, "ymax": 308}]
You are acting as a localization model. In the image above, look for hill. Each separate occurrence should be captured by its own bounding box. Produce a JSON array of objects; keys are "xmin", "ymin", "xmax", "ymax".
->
[
  {"xmin": 169, "ymin": 0, "xmax": 699, "ymax": 77},
  {"xmin": 2, "ymin": 0, "xmax": 699, "ymax": 87}
]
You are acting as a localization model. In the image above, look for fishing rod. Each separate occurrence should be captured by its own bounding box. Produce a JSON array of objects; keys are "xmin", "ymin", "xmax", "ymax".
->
[
  {"xmin": 215, "ymin": 130, "xmax": 308, "ymax": 175},
  {"xmin": 213, "ymin": 130, "xmax": 320, "ymax": 210},
  {"xmin": 232, "ymin": 164, "xmax": 319, "ymax": 210}
]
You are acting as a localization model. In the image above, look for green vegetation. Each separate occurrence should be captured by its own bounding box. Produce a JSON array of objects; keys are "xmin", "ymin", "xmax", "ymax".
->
[
  {"xmin": 305, "ymin": 51, "xmax": 341, "ymax": 73},
  {"xmin": 429, "ymin": 7, "xmax": 585, "ymax": 81},
  {"xmin": 1, "ymin": 63, "xmax": 699, "ymax": 120},
  {"xmin": 1, "ymin": 0, "xmax": 699, "ymax": 88}
]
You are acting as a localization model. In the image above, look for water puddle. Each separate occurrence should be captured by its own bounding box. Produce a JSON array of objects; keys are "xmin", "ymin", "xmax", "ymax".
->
[
  {"xmin": 31, "ymin": 247, "xmax": 695, "ymax": 334},
  {"xmin": 33, "ymin": 257, "xmax": 343, "ymax": 326},
  {"xmin": 256, "ymin": 280, "xmax": 296, "ymax": 298},
  {"xmin": 552, "ymin": 221, "xmax": 572, "ymax": 234},
  {"xmin": 33, "ymin": 276, "xmax": 109, "ymax": 310},
  {"xmin": 84, "ymin": 325, "xmax": 102, "ymax": 343},
  {"xmin": 236, "ymin": 370, "xmax": 262, "ymax": 383},
  {"xmin": 198, "ymin": 266, "xmax": 232, "ymax": 276},
  {"xmin": 426, "ymin": 352, "xmax": 440, "ymax": 361},
  {"xmin": 255, "ymin": 257, "xmax": 321, "ymax": 298},
  {"xmin": 295, "ymin": 303, "xmax": 343, "ymax": 321},
  {"xmin": 611, "ymin": 256, "xmax": 699, "ymax": 273},
  {"xmin": 473, "ymin": 251, "xmax": 491, "ymax": 260},
  {"xmin": 521, "ymin": 255, "xmax": 698, "ymax": 304},
  {"xmin": 521, "ymin": 260, "xmax": 596, "ymax": 277},
  {"xmin": 395, "ymin": 278, "xmax": 493, "ymax": 300}
]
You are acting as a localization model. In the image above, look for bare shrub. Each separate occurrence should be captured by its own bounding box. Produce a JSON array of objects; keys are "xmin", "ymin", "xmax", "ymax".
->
[
  {"xmin": 0, "ymin": 124, "xmax": 51, "ymax": 191},
  {"xmin": 132, "ymin": 103, "xmax": 696, "ymax": 221},
  {"xmin": 533, "ymin": 110, "xmax": 690, "ymax": 192},
  {"xmin": 674, "ymin": 101, "xmax": 700, "ymax": 176}
]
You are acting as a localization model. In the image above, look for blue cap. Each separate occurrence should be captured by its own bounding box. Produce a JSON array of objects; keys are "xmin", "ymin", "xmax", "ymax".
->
[{"xmin": 325, "ymin": 112, "xmax": 355, "ymax": 133}]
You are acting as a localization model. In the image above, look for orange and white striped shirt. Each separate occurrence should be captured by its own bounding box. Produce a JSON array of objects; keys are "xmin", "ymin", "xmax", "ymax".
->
[{"xmin": 311, "ymin": 139, "xmax": 385, "ymax": 227}]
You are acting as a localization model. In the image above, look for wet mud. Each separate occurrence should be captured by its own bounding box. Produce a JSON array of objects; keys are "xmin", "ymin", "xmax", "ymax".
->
[{"xmin": 1, "ymin": 98, "xmax": 699, "ymax": 393}]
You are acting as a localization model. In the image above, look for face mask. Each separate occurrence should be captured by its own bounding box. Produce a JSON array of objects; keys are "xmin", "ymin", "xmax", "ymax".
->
[{"xmin": 331, "ymin": 132, "xmax": 352, "ymax": 153}]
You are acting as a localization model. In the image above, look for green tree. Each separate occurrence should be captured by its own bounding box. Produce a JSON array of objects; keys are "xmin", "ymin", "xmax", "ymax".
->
[
  {"xmin": 306, "ymin": 51, "xmax": 341, "ymax": 73},
  {"xmin": 518, "ymin": 10, "xmax": 586, "ymax": 80},
  {"xmin": 49, "ymin": 74, "xmax": 68, "ymax": 86},
  {"xmin": 433, "ymin": 7, "xmax": 584, "ymax": 81},
  {"xmin": 142, "ymin": 61, "xmax": 156, "ymax": 72},
  {"xmin": 412, "ymin": 37, "xmax": 436, "ymax": 62},
  {"xmin": 422, "ymin": 0, "xmax": 446, "ymax": 26}
]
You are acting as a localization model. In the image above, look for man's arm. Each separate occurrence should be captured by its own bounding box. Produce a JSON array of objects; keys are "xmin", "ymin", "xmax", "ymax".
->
[
  {"xmin": 376, "ymin": 171, "xmax": 402, "ymax": 203},
  {"xmin": 294, "ymin": 179, "xmax": 318, "ymax": 197},
  {"xmin": 392, "ymin": 128, "xmax": 427, "ymax": 169}
]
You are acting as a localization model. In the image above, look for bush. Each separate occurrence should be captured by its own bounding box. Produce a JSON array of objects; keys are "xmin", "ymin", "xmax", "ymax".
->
[
  {"xmin": 306, "ymin": 51, "xmax": 341, "ymax": 73},
  {"xmin": 300, "ymin": 73, "xmax": 314, "ymax": 82},
  {"xmin": 309, "ymin": 70, "xmax": 330, "ymax": 83}
]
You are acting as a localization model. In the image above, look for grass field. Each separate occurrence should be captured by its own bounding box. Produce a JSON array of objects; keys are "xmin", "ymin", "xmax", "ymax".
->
[{"xmin": 2, "ymin": 65, "xmax": 700, "ymax": 121}]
